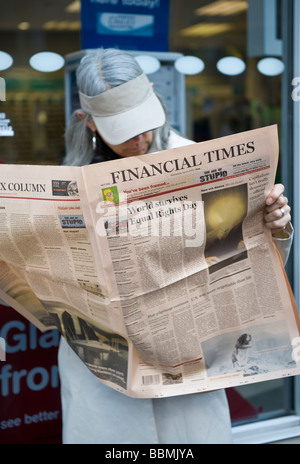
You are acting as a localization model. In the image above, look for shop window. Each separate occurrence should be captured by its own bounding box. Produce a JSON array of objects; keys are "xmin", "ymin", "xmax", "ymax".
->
[
  {"xmin": 0, "ymin": 0, "xmax": 297, "ymax": 439},
  {"xmin": 168, "ymin": 0, "xmax": 294, "ymax": 428}
]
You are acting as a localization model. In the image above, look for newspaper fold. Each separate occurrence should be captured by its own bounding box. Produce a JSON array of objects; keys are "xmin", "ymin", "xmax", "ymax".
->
[{"xmin": 0, "ymin": 124, "xmax": 299, "ymax": 398}]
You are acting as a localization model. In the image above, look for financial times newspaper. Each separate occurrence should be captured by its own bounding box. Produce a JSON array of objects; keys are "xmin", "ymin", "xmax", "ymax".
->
[{"xmin": 0, "ymin": 125, "xmax": 299, "ymax": 398}]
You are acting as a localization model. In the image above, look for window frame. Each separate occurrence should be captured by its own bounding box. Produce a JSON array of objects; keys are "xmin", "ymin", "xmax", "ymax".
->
[{"xmin": 230, "ymin": 0, "xmax": 300, "ymax": 443}]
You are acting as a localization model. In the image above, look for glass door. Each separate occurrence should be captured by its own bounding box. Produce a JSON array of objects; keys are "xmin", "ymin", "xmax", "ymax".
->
[{"xmin": 168, "ymin": 0, "xmax": 296, "ymax": 426}]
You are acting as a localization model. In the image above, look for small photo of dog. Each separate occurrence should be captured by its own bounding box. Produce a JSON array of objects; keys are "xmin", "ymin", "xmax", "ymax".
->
[{"xmin": 232, "ymin": 333, "xmax": 252, "ymax": 369}]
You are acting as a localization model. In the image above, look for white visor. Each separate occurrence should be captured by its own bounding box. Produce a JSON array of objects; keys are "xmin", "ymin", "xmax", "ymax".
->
[{"xmin": 79, "ymin": 73, "xmax": 166, "ymax": 145}]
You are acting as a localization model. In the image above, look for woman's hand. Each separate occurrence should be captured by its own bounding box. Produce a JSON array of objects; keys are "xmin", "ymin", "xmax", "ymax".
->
[{"xmin": 264, "ymin": 183, "xmax": 291, "ymax": 234}]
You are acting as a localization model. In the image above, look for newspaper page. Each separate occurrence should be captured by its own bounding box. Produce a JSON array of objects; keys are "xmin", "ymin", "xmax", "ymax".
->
[{"xmin": 0, "ymin": 125, "xmax": 299, "ymax": 398}]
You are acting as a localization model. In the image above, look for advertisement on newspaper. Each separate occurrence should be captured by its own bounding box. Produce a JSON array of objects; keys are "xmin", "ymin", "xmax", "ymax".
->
[{"xmin": 0, "ymin": 125, "xmax": 299, "ymax": 398}]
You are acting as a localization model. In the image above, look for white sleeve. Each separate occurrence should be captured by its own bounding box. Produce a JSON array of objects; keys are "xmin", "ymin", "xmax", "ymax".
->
[{"xmin": 272, "ymin": 222, "xmax": 294, "ymax": 267}]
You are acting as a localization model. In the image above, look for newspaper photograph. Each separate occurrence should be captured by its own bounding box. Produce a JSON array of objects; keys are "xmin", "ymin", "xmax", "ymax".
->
[{"xmin": 0, "ymin": 124, "xmax": 299, "ymax": 398}]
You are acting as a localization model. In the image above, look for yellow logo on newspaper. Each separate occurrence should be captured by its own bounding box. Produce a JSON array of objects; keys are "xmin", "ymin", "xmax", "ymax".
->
[{"xmin": 102, "ymin": 186, "xmax": 119, "ymax": 204}]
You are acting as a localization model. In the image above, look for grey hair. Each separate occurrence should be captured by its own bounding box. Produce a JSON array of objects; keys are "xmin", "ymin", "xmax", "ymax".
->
[{"xmin": 63, "ymin": 48, "xmax": 170, "ymax": 166}]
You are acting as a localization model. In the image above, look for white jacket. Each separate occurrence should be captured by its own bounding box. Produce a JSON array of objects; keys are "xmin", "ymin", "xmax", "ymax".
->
[{"xmin": 58, "ymin": 130, "xmax": 293, "ymax": 444}]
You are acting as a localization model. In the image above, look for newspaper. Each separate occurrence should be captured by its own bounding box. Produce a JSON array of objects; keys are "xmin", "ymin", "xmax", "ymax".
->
[{"xmin": 0, "ymin": 124, "xmax": 299, "ymax": 398}]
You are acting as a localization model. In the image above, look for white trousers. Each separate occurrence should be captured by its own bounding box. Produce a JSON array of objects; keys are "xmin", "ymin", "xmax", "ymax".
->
[{"xmin": 58, "ymin": 338, "xmax": 233, "ymax": 444}]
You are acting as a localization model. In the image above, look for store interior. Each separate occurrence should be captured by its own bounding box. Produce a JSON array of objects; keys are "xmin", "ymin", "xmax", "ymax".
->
[{"xmin": 0, "ymin": 0, "xmax": 283, "ymax": 165}]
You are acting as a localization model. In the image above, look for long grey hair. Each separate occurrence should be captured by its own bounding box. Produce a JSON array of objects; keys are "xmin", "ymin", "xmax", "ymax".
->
[{"xmin": 63, "ymin": 48, "xmax": 171, "ymax": 166}]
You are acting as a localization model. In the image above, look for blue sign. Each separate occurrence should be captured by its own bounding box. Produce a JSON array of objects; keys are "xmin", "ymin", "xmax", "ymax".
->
[{"xmin": 81, "ymin": 0, "xmax": 170, "ymax": 51}]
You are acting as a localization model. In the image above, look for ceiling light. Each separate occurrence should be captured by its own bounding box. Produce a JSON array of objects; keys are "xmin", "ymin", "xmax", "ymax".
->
[
  {"xmin": 17, "ymin": 22, "xmax": 30, "ymax": 30},
  {"xmin": 257, "ymin": 57, "xmax": 285, "ymax": 76},
  {"xmin": 217, "ymin": 56, "xmax": 246, "ymax": 75},
  {"xmin": 43, "ymin": 20, "xmax": 81, "ymax": 31},
  {"xmin": 56, "ymin": 21, "xmax": 71, "ymax": 30},
  {"xmin": 135, "ymin": 55, "xmax": 161, "ymax": 74},
  {"xmin": 29, "ymin": 52, "xmax": 65, "ymax": 72},
  {"xmin": 0, "ymin": 51, "xmax": 13, "ymax": 71},
  {"xmin": 175, "ymin": 56, "xmax": 205, "ymax": 75},
  {"xmin": 67, "ymin": 21, "xmax": 81, "ymax": 31},
  {"xmin": 65, "ymin": 0, "xmax": 81, "ymax": 13},
  {"xmin": 181, "ymin": 23, "xmax": 232, "ymax": 37},
  {"xmin": 196, "ymin": 0, "xmax": 248, "ymax": 16},
  {"xmin": 43, "ymin": 21, "xmax": 57, "ymax": 30}
]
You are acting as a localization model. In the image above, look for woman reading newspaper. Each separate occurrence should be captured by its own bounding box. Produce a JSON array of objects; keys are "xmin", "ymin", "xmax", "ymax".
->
[{"xmin": 61, "ymin": 48, "xmax": 292, "ymax": 444}]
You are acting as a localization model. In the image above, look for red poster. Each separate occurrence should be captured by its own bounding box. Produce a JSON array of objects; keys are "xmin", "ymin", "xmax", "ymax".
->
[{"xmin": 0, "ymin": 304, "xmax": 62, "ymax": 444}]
